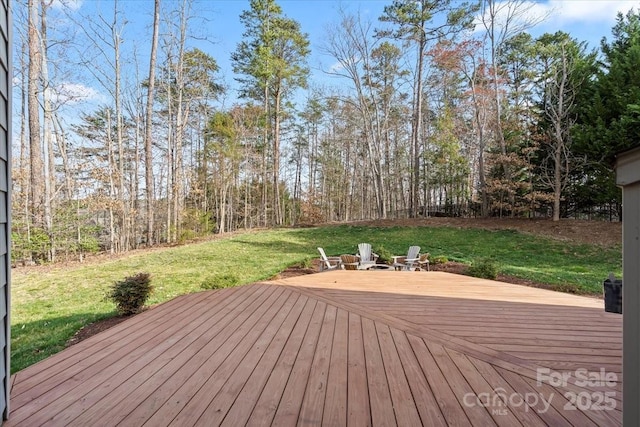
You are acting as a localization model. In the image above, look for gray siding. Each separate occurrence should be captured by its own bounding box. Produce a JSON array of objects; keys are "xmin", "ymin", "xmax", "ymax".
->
[
  {"xmin": 0, "ymin": 0, "xmax": 9, "ymax": 421},
  {"xmin": 617, "ymin": 146, "xmax": 640, "ymax": 427}
]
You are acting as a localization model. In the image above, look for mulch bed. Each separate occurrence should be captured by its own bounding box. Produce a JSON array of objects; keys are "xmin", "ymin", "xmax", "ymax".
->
[{"xmin": 65, "ymin": 314, "xmax": 135, "ymax": 347}]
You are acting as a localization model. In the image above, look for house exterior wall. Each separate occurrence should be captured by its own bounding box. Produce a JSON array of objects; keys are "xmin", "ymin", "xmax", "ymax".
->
[
  {"xmin": 0, "ymin": 0, "xmax": 8, "ymax": 420},
  {"xmin": 616, "ymin": 146, "xmax": 640, "ymax": 426}
]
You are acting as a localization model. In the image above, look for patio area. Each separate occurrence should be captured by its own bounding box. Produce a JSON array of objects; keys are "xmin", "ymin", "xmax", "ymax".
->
[{"xmin": 6, "ymin": 271, "xmax": 622, "ymax": 426}]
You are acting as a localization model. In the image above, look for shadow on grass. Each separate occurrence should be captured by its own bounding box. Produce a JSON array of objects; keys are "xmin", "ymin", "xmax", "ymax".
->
[{"xmin": 11, "ymin": 311, "xmax": 118, "ymax": 374}]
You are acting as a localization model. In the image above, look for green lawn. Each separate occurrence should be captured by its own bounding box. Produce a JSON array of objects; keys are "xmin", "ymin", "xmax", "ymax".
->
[{"xmin": 11, "ymin": 225, "xmax": 621, "ymax": 373}]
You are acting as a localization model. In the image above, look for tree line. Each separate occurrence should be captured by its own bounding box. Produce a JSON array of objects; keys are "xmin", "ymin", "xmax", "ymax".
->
[{"xmin": 12, "ymin": 0, "xmax": 639, "ymax": 263}]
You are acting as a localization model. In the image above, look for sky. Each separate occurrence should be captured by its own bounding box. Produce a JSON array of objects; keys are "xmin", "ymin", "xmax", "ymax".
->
[{"xmin": 46, "ymin": 0, "xmax": 640, "ymax": 109}]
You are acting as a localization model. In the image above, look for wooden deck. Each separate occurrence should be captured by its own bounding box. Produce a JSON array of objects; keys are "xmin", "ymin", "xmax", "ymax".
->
[{"xmin": 7, "ymin": 271, "xmax": 621, "ymax": 426}]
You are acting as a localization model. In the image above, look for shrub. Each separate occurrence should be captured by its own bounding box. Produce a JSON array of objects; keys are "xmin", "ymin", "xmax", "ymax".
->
[
  {"xmin": 467, "ymin": 257, "xmax": 499, "ymax": 280},
  {"xmin": 200, "ymin": 273, "xmax": 240, "ymax": 290},
  {"xmin": 555, "ymin": 283, "xmax": 580, "ymax": 294},
  {"xmin": 295, "ymin": 257, "xmax": 313, "ymax": 269},
  {"xmin": 373, "ymin": 245, "xmax": 394, "ymax": 264},
  {"xmin": 78, "ymin": 236, "xmax": 100, "ymax": 253},
  {"xmin": 432, "ymin": 255, "xmax": 449, "ymax": 265},
  {"xmin": 105, "ymin": 272, "xmax": 153, "ymax": 315}
]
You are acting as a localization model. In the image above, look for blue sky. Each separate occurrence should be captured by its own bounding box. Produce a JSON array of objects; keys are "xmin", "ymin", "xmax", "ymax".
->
[{"xmin": 50, "ymin": 0, "xmax": 640, "ymax": 107}]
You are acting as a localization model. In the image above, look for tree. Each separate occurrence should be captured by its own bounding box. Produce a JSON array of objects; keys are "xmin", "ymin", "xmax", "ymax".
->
[
  {"xmin": 534, "ymin": 32, "xmax": 595, "ymax": 221},
  {"xmin": 322, "ymin": 11, "xmax": 390, "ymax": 219},
  {"xmin": 203, "ymin": 112, "xmax": 241, "ymax": 234},
  {"xmin": 480, "ymin": 0, "xmax": 548, "ymax": 217},
  {"xmin": 144, "ymin": 0, "xmax": 160, "ymax": 245},
  {"xmin": 27, "ymin": 0, "xmax": 44, "ymax": 233},
  {"xmin": 573, "ymin": 10, "xmax": 640, "ymax": 219},
  {"xmin": 379, "ymin": 0, "xmax": 477, "ymax": 217},
  {"xmin": 232, "ymin": 0, "xmax": 310, "ymax": 226}
]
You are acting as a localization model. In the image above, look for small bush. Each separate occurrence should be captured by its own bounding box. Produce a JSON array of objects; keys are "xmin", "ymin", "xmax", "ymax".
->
[
  {"xmin": 467, "ymin": 257, "xmax": 499, "ymax": 280},
  {"xmin": 432, "ymin": 255, "xmax": 449, "ymax": 265},
  {"xmin": 556, "ymin": 283, "xmax": 580, "ymax": 294},
  {"xmin": 200, "ymin": 273, "xmax": 240, "ymax": 290},
  {"xmin": 373, "ymin": 245, "xmax": 394, "ymax": 264},
  {"xmin": 105, "ymin": 272, "xmax": 153, "ymax": 315},
  {"xmin": 296, "ymin": 257, "xmax": 313, "ymax": 269}
]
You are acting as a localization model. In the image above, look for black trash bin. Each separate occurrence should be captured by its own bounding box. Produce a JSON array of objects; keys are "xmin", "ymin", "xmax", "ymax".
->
[{"xmin": 603, "ymin": 274, "xmax": 622, "ymax": 314}]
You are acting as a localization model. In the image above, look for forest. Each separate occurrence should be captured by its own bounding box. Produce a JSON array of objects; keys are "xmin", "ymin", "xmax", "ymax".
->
[{"xmin": 12, "ymin": 0, "xmax": 640, "ymax": 262}]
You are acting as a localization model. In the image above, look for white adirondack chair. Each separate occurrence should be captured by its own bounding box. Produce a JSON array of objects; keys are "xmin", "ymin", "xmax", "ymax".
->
[
  {"xmin": 393, "ymin": 246, "xmax": 421, "ymax": 271},
  {"xmin": 317, "ymin": 247, "xmax": 341, "ymax": 271},
  {"xmin": 357, "ymin": 243, "xmax": 378, "ymax": 270}
]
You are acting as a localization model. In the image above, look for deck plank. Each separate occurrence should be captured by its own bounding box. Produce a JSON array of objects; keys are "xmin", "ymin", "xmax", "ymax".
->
[
  {"xmin": 244, "ymin": 301, "xmax": 324, "ymax": 427},
  {"xmin": 361, "ymin": 317, "xmax": 397, "ymax": 427},
  {"xmin": 468, "ymin": 356, "xmax": 548, "ymax": 427},
  {"xmin": 220, "ymin": 297, "xmax": 316, "ymax": 426},
  {"xmin": 296, "ymin": 304, "xmax": 336, "ymax": 426},
  {"xmin": 196, "ymin": 294, "xmax": 310, "ymax": 426},
  {"xmin": 269, "ymin": 302, "xmax": 327, "ymax": 426},
  {"xmin": 165, "ymin": 289, "xmax": 299, "ymax": 426},
  {"xmin": 445, "ymin": 347, "xmax": 523, "ymax": 427},
  {"xmin": 346, "ymin": 313, "xmax": 371, "ymax": 427},
  {"xmin": 405, "ymin": 333, "xmax": 470, "ymax": 426},
  {"xmin": 322, "ymin": 308, "xmax": 348, "ymax": 427},
  {"xmin": 389, "ymin": 327, "xmax": 447, "ymax": 426},
  {"xmin": 375, "ymin": 322, "xmax": 422, "ymax": 426},
  {"xmin": 10, "ymin": 286, "xmax": 259, "ymax": 426},
  {"xmin": 11, "ymin": 288, "xmax": 235, "ymax": 401},
  {"xmin": 425, "ymin": 340, "xmax": 497, "ymax": 426},
  {"xmin": 115, "ymin": 285, "xmax": 291, "ymax": 427}
]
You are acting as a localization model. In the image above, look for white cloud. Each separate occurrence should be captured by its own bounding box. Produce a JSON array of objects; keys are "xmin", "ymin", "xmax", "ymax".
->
[
  {"xmin": 48, "ymin": 83, "xmax": 104, "ymax": 106},
  {"xmin": 328, "ymin": 61, "xmax": 345, "ymax": 73},
  {"xmin": 545, "ymin": 0, "xmax": 637, "ymax": 24},
  {"xmin": 52, "ymin": 0, "xmax": 83, "ymax": 11},
  {"xmin": 475, "ymin": 1, "xmax": 638, "ymax": 38},
  {"xmin": 474, "ymin": 1, "xmax": 550, "ymax": 34},
  {"xmin": 476, "ymin": 0, "xmax": 640, "ymax": 28}
]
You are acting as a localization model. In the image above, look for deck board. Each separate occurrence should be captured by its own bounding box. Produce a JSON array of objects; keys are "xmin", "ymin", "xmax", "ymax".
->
[{"xmin": 6, "ymin": 271, "xmax": 622, "ymax": 426}]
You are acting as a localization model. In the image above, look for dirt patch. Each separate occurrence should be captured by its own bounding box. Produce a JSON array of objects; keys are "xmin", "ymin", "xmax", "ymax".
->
[
  {"xmin": 65, "ymin": 314, "xmax": 134, "ymax": 347},
  {"xmin": 270, "ymin": 266, "xmax": 317, "ymax": 280}
]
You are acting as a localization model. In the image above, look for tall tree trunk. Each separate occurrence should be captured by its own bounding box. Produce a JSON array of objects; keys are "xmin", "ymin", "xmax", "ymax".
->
[
  {"xmin": 410, "ymin": 33, "xmax": 426, "ymax": 218},
  {"xmin": 553, "ymin": 130, "xmax": 562, "ymax": 222},
  {"xmin": 19, "ymin": 39, "xmax": 31, "ymax": 255},
  {"xmin": 273, "ymin": 87, "xmax": 282, "ymax": 225},
  {"xmin": 40, "ymin": 0, "xmax": 55, "ymax": 261},
  {"xmin": 263, "ymin": 84, "xmax": 269, "ymax": 227},
  {"xmin": 106, "ymin": 109, "xmax": 116, "ymax": 253},
  {"xmin": 172, "ymin": 0, "xmax": 189, "ymax": 242},
  {"xmin": 28, "ymin": 0, "xmax": 44, "ymax": 232},
  {"xmin": 144, "ymin": 0, "xmax": 160, "ymax": 246},
  {"xmin": 112, "ymin": 0, "xmax": 128, "ymax": 251}
]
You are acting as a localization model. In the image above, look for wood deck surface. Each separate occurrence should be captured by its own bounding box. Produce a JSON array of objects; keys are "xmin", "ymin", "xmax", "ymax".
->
[{"xmin": 7, "ymin": 271, "xmax": 622, "ymax": 426}]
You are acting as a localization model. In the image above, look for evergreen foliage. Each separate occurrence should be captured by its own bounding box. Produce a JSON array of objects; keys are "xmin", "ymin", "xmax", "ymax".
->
[
  {"xmin": 467, "ymin": 257, "xmax": 500, "ymax": 280},
  {"xmin": 105, "ymin": 273, "xmax": 153, "ymax": 315}
]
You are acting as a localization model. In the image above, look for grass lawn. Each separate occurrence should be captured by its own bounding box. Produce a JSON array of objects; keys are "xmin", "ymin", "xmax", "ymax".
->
[{"xmin": 11, "ymin": 225, "xmax": 621, "ymax": 373}]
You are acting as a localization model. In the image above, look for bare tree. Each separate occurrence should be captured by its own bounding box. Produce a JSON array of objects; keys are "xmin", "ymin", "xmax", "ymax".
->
[
  {"xmin": 380, "ymin": 0, "xmax": 477, "ymax": 217},
  {"xmin": 480, "ymin": 0, "xmax": 548, "ymax": 216},
  {"xmin": 144, "ymin": 0, "xmax": 160, "ymax": 245},
  {"xmin": 481, "ymin": 0, "xmax": 547, "ymax": 154},
  {"xmin": 322, "ymin": 11, "xmax": 387, "ymax": 218},
  {"xmin": 536, "ymin": 35, "xmax": 587, "ymax": 221},
  {"xmin": 27, "ymin": 0, "xmax": 44, "ymax": 234}
]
